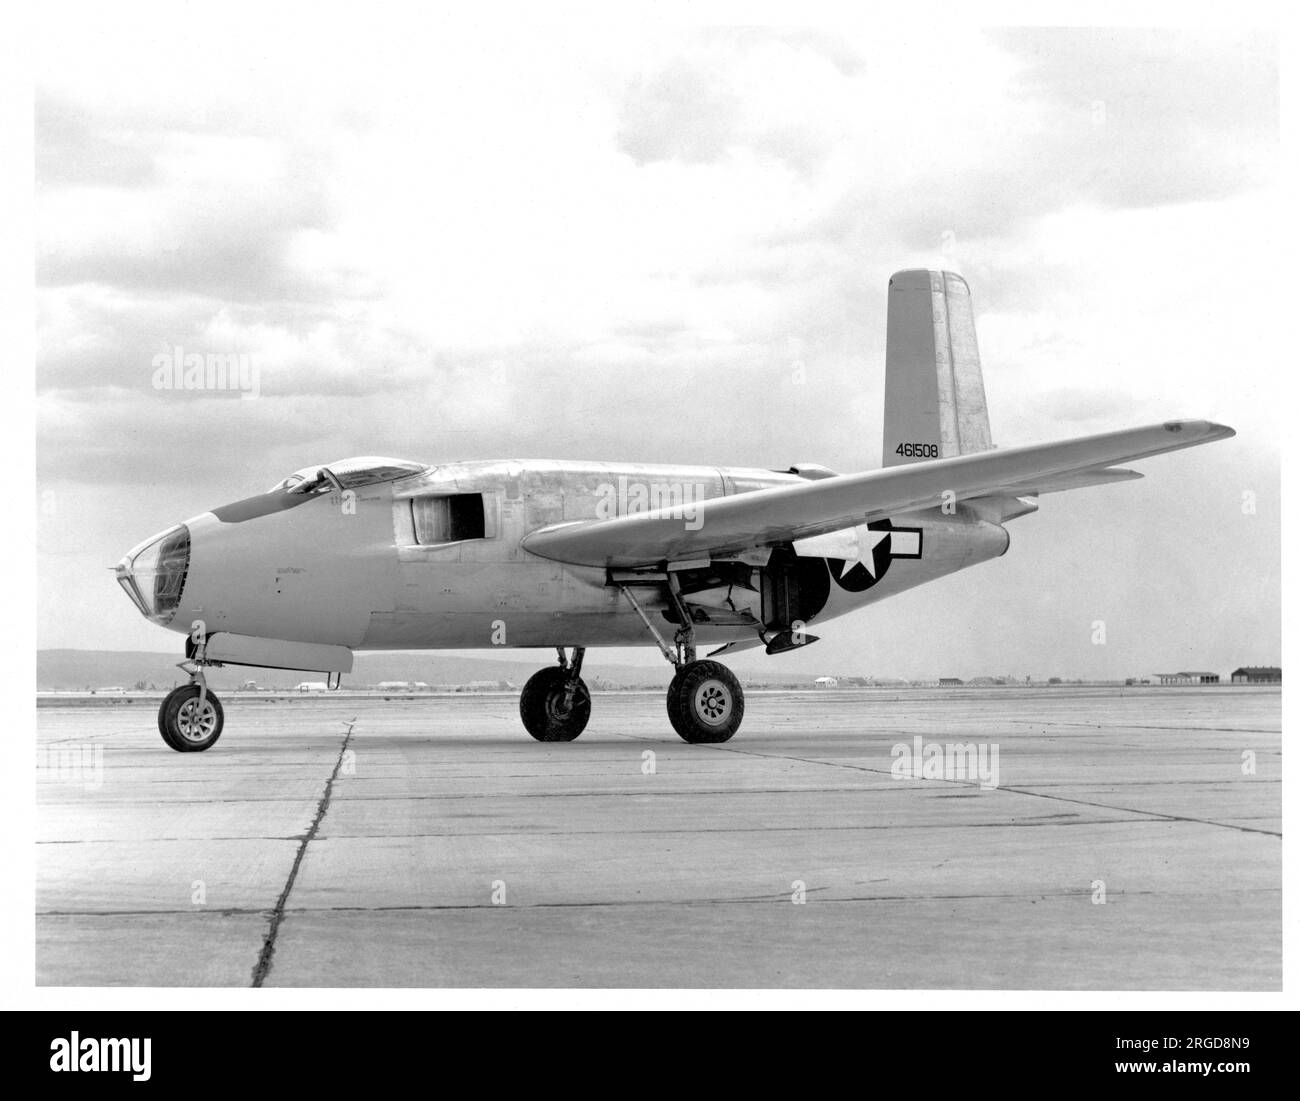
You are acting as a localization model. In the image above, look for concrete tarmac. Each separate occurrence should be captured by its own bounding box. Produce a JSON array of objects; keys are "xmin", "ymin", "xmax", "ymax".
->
[{"xmin": 36, "ymin": 686, "xmax": 1280, "ymax": 988}]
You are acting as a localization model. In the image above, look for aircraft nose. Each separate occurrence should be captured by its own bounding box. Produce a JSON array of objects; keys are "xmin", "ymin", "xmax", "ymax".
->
[{"xmin": 115, "ymin": 523, "xmax": 191, "ymax": 625}]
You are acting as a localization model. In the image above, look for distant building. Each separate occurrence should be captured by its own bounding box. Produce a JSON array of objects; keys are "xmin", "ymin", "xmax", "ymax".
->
[
  {"xmin": 295, "ymin": 681, "xmax": 329, "ymax": 692},
  {"xmin": 1155, "ymin": 671, "xmax": 1220, "ymax": 685},
  {"xmin": 1231, "ymin": 666, "xmax": 1281, "ymax": 684},
  {"xmin": 938, "ymin": 677, "xmax": 963, "ymax": 687},
  {"xmin": 814, "ymin": 676, "xmax": 838, "ymax": 687},
  {"xmin": 93, "ymin": 686, "xmax": 126, "ymax": 695}
]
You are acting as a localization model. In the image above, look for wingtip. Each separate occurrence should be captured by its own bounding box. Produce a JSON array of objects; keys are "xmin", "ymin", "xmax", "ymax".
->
[
  {"xmin": 1197, "ymin": 420, "xmax": 1237, "ymax": 441},
  {"xmin": 1162, "ymin": 419, "xmax": 1236, "ymax": 441}
]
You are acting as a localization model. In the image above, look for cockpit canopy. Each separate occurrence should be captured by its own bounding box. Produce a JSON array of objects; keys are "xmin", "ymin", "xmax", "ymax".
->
[{"xmin": 269, "ymin": 456, "xmax": 428, "ymax": 495}]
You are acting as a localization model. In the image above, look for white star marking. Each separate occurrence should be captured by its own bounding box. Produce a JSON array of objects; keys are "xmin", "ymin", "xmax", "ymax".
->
[{"xmin": 839, "ymin": 528, "xmax": 891, "ymax": 579}]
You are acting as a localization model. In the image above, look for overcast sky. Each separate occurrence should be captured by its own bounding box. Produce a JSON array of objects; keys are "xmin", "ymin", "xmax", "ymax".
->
[{"xmin": 34, "ymin": 15, "xmax": 1279, "ymax": 679}]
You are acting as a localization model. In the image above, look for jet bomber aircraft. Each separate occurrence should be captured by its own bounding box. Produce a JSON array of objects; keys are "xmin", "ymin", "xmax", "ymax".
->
[{"xmin": 116, "ymin": 270, "xmax": 1234, "ymax": 750}]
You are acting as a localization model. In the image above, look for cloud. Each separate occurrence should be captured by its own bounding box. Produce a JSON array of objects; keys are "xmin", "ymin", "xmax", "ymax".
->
[
  {"xmin": 617, "ymin": 58, "xmax": 744, "ymax": 166},
  {"xmin": 991, "ymin": 28, "xmax": 1277, "ymax": 210},
  {"xmin": 36, "ymin": 103, "xmax": 347, "ymax": 303},
  {"xmin": 701, "ymin": 26, "xmax": 868, "ymax": 78},
  {"xmin": 36, "ymin": 94, "xmax": 161, "ymax": 189},
  {"xmin": 614, "ymin": 32, "xmax": 852, "ymax": 172}
]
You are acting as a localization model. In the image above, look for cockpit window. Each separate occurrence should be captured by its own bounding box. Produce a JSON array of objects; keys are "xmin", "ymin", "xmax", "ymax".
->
[
  {"xmin": 270, "ymin": 468, "xmax": 335, "ymax": 495},
  {"xmin": 268, "ymin": 467, "xmax": 330, "ymax": 494},
  {"xmin": 326, "ymin": 457, "xmax": 428, "ymax": 489},
  {"xmin": 268, "ymin": 457, "xmax": 426, "ymax": 494},
  {"xmin": 218, "ymin": 457, "xmax": 429, "ymax": 524}
]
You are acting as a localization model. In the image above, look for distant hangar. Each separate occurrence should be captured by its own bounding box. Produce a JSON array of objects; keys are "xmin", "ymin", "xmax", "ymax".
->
[{"xmin": 1231, "ymin": 666, "xmax": 1281, "ymax": 684}]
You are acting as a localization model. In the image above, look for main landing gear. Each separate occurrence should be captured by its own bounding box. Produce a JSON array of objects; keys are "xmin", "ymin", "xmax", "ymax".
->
[
  {"xmin": 519, "ymin": 574, "xmax": 749, "ymax": 745},
  {"xmin": 625, "ymin": 577, "xmax": 746, "ymax": 744},
  {"xmin": 518, "ymin": 643, "xmax": 744, "ymax": 745},
  {"xmin": 159, "ymin": 660, "xmax": 225, "ymax": 752},
  {"xmin": 520, "ymin": 648, "xmax": 591, "ymax": 742},
  {"xmin": 665, "ymin": 658, "xmax": 744, "ymax": 744},
  {"xmin": 624, "ymin": 571, "xmax": 748, "ymax": 743}
]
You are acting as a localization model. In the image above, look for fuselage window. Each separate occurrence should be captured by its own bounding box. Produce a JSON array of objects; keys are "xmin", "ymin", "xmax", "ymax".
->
[{"xmin": 411, "ymin": 494, "xmax": 487, "ymax": 545}]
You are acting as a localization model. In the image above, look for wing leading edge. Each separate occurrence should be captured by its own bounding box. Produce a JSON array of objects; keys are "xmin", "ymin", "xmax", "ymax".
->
[{"xmin": 520, "ymin": 420, "xmax": 1234, "ymax": 569}]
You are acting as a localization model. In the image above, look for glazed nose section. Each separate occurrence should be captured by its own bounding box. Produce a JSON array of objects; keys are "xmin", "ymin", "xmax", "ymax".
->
[{"xmin": 115, "ymin": 523, "xmax": 191, "ymax": 625}]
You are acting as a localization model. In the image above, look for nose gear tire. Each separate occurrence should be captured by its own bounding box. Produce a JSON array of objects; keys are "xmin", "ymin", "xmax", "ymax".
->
[
  {"xmin": 158, "ymin": 684, "xmax": 225, "ymax": 752},
  {"xmin": 520, "ymin": 667, "xmax": 591, "ymax": 742}
]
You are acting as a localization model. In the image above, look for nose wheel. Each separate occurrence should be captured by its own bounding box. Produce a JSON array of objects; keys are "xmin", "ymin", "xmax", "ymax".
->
[
  {"xmin": 520, "ymin": 648, "xmax": 591, "ymax": 742},
  {"xmin": 159, "ymin": 681, "xmax": 225, "ymax": 752}
]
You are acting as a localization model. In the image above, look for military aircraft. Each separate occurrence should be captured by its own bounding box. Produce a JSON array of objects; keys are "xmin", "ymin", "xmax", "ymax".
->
[{"xmin": 116, "ymin": 270, "xmax": 1234, "ymax": 751}]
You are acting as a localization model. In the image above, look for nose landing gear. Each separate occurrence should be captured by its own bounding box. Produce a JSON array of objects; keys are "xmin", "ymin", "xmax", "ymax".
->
[
  {"xmin": 159, "ymin": 660, "xmax": 225, "ymax": 752},
  {"xmin": 520, "ymin": 647, "xmax": 591, "ymax": 742}
]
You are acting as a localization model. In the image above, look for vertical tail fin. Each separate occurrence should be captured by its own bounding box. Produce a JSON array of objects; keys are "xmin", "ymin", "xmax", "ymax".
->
[{"xmin": 882, "ymin": 269, "xmax": 992, "ymax": 467}]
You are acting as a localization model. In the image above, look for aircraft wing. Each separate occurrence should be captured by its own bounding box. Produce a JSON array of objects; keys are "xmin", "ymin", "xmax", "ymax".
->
[{"xmin": 520, "ymin": 420, "xmax": 1234, "ymax": 569}]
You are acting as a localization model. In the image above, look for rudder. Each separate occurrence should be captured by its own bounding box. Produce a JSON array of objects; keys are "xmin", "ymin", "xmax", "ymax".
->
[{"xmin": 882, "ymin": 269, "xmax": 992, "ymax": 467}]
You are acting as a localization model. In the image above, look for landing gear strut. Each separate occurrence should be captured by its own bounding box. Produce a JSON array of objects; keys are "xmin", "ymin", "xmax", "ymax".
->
[
  {"xmin": 159, "ymin": 660, "xmax": 224, "ymax": 752},
  {"xmin": 520, "ymin": 647, "xmax": 591, "ymax": 742},
  {"xmin": 622, "ymin": 579, "xmax": 746, "ymax": 744}
]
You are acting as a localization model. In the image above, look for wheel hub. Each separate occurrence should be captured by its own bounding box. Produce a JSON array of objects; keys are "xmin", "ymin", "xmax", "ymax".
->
[
  {"xmin": 176, "ymin": 698, "xmax": 218, "ymax": 741},
  {"xmin": 693, "ymin": 680, "xmax": 732, "ymax": 726}
]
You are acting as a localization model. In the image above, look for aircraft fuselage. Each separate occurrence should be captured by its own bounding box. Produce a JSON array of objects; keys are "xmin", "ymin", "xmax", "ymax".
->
[{"xmin": 163, "ymin": 459, "xmax": 1010, "ymax": 654}]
